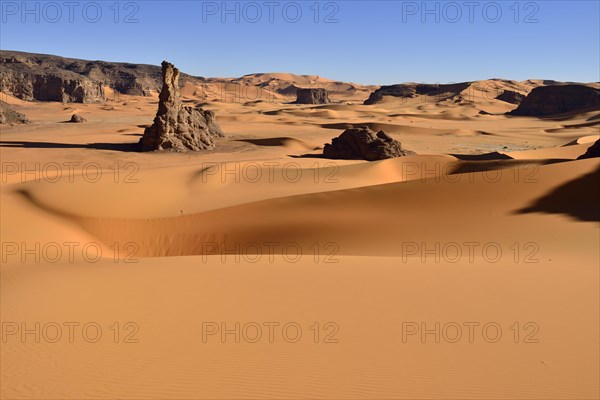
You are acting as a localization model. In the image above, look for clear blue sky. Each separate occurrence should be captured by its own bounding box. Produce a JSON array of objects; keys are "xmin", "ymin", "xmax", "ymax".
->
[{"xmin": 1, "ymin": 1, "xmax": 599, "ymax": 85}]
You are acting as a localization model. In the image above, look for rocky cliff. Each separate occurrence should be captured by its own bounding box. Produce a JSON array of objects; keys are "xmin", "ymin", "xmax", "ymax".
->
[
  {"xmin": 509, "ymin": 84, "xmax": 600, "ymax": 116},
  {"xmin": 0, "ymin": 50, "xmax": 201, "ymax": 103}
]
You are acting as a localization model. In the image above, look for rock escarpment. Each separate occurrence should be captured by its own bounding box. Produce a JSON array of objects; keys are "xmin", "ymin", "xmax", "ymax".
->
[
  {"xmin": 139, "ymin": 61, "xmax": 224, "ymax": 152},
  {"xmin": 1, "ymin": 50, "xmax": 201, "ymax": 103},
  {"xmin": 364, "ymin": 82, "xmax": 472, "ymax": 105},
  {"xmin": 509, "ymin": 85, "xmax": 600, "ymax": 116},
  {"xmin": 323, "ymin": 126, "xmax": 415, "ymax": 161},
  {"xmin": 2, "ymin": 69, "xmax": 105, "ymax": 103}
]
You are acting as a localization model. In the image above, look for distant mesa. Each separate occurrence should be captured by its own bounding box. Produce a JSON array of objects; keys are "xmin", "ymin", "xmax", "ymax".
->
[
  {"xmin": 69, "ymin": 114, "xmax": 86, "ymax": 123},
  {"xmin": 577, "ymin": 139, "xmax": 600, "ymax": 159},
  {"xmin": 0, "ymin": 101, "xmax": 29, "ymax": 125},
  {"xmin": 496, "ymin": 90, "xmax": 526, "ymax": 105},
  {"xmin": 323, "ymin": 126, "xmax": 415, "ymax": 161},
  {"xmin": 139, "ymin": 61, "xmax": 224, "ymax": 152},
  {"xmin": 364, "ymin": 82, "xmax": 471, "ymax": 105},
  {"xmin": 509, "ymin": 84, "xmax": 600, "ymax": 116},
  {"xmin": 296, "ymin": 88, "xmax": 330, "ymax": 104}
]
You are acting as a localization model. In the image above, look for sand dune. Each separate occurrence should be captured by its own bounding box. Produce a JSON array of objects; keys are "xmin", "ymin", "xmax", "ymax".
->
[
  {"xmin": 9, "ymin": 157, "xmax": 594, "ymax": 258},
  {"xmin": 2, "ymin": 250, "xmax": 597, "ymax": 399},
  {"xmin": 1, "ymin": 78, "xmax": 599, "ymax": 399}
]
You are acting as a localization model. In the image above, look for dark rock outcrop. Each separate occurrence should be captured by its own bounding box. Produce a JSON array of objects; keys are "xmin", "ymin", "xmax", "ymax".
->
[
  {"xmin": 323, "ymin": 126, "xmax": 415, "ymax": 161},
  {"xmin": 509, "ymin": 85, "xmax": 600, "ymax": 116},
  {"xmin": 296, "ymin": 88, "xmax": 330, "ymax": 104},
  {"xmin": 1, "ymin": 50, "xmax": 202, "ymax": 103},
  {"xmin": 139, "ymin": 61, "xmax": 224, "ymax": 152},
  {"xmin": 2, "ymin": 69, "xmax": 105, "ymax": 103},
  {"xmin": 69, "ymin": 114, "xmax": 86, "ymax": 123},
  {"xmin": 578, "ymin": 139, "xmax": 600, "ymax": 159},
  {"xmin": 364, "ymin": 82, "xmax": 472, "ymax": 105},
  {"xmin": 496, "ymin": 90, "xmax": 526, "ymax": 105},
  {"xmin": 0, "ymin": 101, "xmax": 29, "ymax": 124}
]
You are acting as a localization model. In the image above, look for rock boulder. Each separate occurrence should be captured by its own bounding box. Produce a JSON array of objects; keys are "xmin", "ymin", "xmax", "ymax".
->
[
  {"xmin": 69, "ymin": 114, "xmax": 86, "ymax": 123},
  {"xmin": 0, "ymin": 101, "xmax": 30, "ymax": 125},
  {"xmin": 323, "ymin": 126, "xmax": 415, "ymax": 161}
]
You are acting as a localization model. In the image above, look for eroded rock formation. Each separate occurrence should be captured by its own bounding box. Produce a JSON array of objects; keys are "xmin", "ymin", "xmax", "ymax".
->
[
  {"xmin": 296, "ymin": 88, "xmax": 330, "ymax": 104},
  {"xmin": 139, "ymin": 61, "xmax": 224, "ymax": 152},
  {"xmin": 0, "ymin": 101, "xmax": 29, "ymax": 124},
  {"xmin": 496, "ymin": 90, "xmax": 526, "ymax": 105},
  {"xmin": 364, "ymin": 82, "xmax": 472, "ymax": 105},
  {"xmin": 509, "ymin": 85, "xmax": 600, "ymax": 116},
  {"xmin": 323, "ymin": 126, "xmax": 415, "ymax": 161}
]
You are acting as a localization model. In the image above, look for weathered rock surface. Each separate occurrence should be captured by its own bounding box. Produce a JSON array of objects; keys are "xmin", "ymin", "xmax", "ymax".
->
[
  {"xmin": 139, "ymin": 61, "xmax": 224, "ymax": 152},
  {"xmin": 364, "ymin": 82, "xmax": 472, "ymax": 105},
  {"xmin": 0, "ymin": 101, "xmax": 29, "ymax": 124},
  {"xmin": 496, "ymin": 90, "xmax": 526, "ymax": 105},
  {"xmin": 2, "ymin": 70, "xmax": 105, "ymax": 103},
  {"xmin": 509, "ymin": 85, "xmax": 600, "ymax": 116},
  {"xmin": 1, "ymin": 50, "xmax": 201, "ymax": 103},
  {"xmin": 296, "ymin": 88, "xmax": 330, "ymax": 104},
  {"xmin": 323, "ymin": 126, "xmax": 415, "ymax": 161},
  {"xmin": 578, "ymin": 139, "xmax": 600, "ymax": 159},
  {"xmin": 69, "ymin": 114, "xmax": 86, "ymax": 123}
]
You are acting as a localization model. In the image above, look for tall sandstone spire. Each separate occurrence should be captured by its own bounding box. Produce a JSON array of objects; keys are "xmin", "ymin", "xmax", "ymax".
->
[{"xmin": 140, "ymin": 61, "xmax": 224, "ymax": 152}]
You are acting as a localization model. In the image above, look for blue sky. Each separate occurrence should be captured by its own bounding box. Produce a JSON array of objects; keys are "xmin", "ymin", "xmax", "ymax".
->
[{"xmin": 1, "ymin": 1, "xmax": 599, "ymax": 85}]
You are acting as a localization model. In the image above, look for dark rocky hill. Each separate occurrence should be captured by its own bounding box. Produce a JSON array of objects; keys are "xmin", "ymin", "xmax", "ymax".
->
[
  {"xmin": 0, "ymin": 50, "xmax": 203, "ymax": 103},
  {"xmin": 509, "ymin": 84, "xmax": 600, "ymax": 116}
]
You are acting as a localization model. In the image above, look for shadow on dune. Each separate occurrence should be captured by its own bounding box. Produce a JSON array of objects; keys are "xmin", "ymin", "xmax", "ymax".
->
[
  {"xmin": 514, "ymin": 165, "xmax": 600, "ymax": 222},
  {"xmin": 320, "ymin": 122, "xmax": 409, "ymax": 133},
  {"xmin": 450, "ymin": 152, "xmax": 513, "ymax": 161},
  {"xmin": 450, "ymin": 159, "xmax": 566, "ymax": 175},
  {"xmin": 289, "ymin": 153, "xmax": 328, "ymax": 159},
  {"xmin": 0, "ymin": 140, "xmax": 140, "ymax": 152},
  {"xmin": 235, "ymin": 138, "xmax": 320, "ymax": 152},
  {"xmin": 587, "ymin": 113, "xmax": 600, "ymax": 121},
  {"xmin": 545, "ymin": 120, "xmax": 600, "ymax": 133},
  {"xmin": 236, "ymin": 137, "xmax": 307, "ymax": 147},
  {"xmin": 537, "ymin": 108, "xmax": 600, "ymax": 121}
]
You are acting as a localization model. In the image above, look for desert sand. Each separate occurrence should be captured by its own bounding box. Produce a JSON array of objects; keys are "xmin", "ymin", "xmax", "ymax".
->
[{"xmin": 1, "ymin": 75, "xmax": 599, "ymax": 399}]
